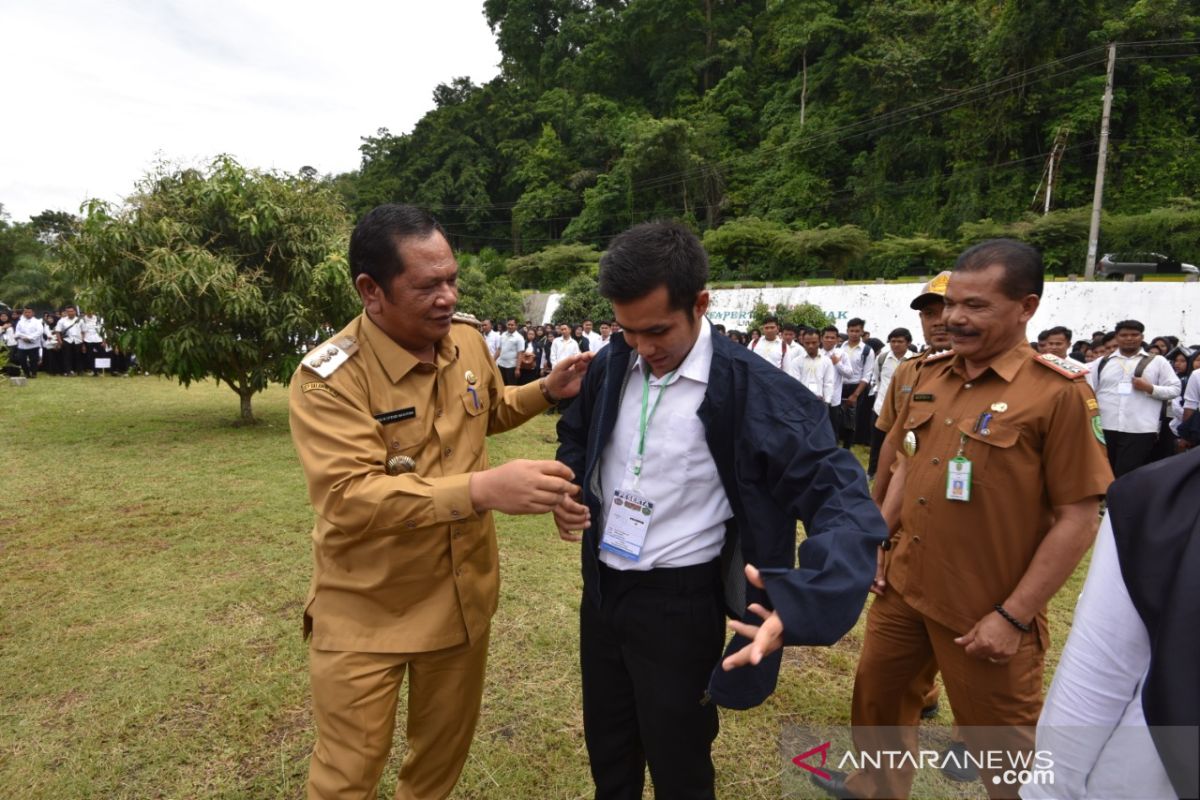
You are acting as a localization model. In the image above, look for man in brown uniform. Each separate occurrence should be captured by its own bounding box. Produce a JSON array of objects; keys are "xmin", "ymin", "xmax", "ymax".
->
[
  {"xmin": 814, "ymin": 239, "xmax": 1113, "ymax": 799},
  {"xmin": 289, "ymin": 204, "xmax": 592, "ymax": 800}
]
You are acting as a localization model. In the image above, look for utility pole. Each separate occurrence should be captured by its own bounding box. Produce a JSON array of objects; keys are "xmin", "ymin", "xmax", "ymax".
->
[{"xmin": 1084, "ymin": 42, "xmax": 1117, "ymax": 279}]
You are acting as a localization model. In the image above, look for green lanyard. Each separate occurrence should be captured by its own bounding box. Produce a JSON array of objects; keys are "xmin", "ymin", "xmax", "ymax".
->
[{"xmin": 632, "ymin": 366, "xmax": 678, "ymax": 483}]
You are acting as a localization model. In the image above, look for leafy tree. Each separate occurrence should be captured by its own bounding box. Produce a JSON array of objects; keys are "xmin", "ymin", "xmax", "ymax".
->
[
  {"xmin": 506, "ymin": 242, "xmax": 601, "ymax": 289},
  {"xmin": 552, "ymin": 273, "xmax": 612, "ymax": 326},
  {"xmin": 455, "ymin": 262, "xmax": 525, "ymax": 325},
  {"xmin": 61, "ymin": 156, "xmax": 357, "ymax": 423},
  {"xmin": 749, "ymin": 300, "xmax": 831, "ymax": 331},
  {"xmin": 865, "ymin": 234, "xmax": 956, "ymax": 279}
]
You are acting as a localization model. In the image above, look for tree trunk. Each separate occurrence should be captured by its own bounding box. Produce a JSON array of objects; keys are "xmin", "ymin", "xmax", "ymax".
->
[
  {"xmin": 800, "ymin": 49, "xmax": 808, "ymax": 128},
  {"xmin": 238, "ymin": 391, "xmax": 255, "ymax": 425}
]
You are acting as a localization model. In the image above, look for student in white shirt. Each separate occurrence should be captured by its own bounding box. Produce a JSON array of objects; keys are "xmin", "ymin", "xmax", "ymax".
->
[
  {"xmin": 821, "ymin": 325, "xmax": 848, "ymax": 440},
  {"xmin": 1087, "ymin": 319, "xmax": 1181, "ymax": 477},
  {"xmin": 868, "ymin": 328, "xmax": 912, "ymax": 475},
  {"xmin": 480, "ymin": 318, "xmax": 501, "ymax": 360},
  {"xmin": 80, "ymin": 311, "xmax": 106, "ymax": 375},
  {"xmin": 836, "ymin": 317, "xmax": 875, "ymax": 448},
  {"xmin": 495, "ymin": 317, "xmax": 525, "ymax": 385},
  {"xmin": 594, "ymin": 321, "xmax": 612, "ymax": 352},
  {"xmin": 13, "ymin": 307, "xmax": 43, "ymax": 377},
  {"xmin": 54, "ymin": 306, "xmax": 84, "ymax": 375},
  {"xmin": 581, "ymin": 319, "xmax": 602, "ymax": 352},
  {"xmin": 749, "ymin": 316, "xmax": 787, "ymax": 368},
  {"xmin": 785, "ymin": 328, "xmax": 835, "ymax": 404}
]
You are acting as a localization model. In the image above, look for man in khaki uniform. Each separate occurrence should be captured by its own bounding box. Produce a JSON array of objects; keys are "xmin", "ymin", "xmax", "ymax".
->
[
  {"xmin": 813, "ymin": 240, "xmax": 1113, "ymax": 799},
  {"xmin": 289, "ymin": 204, "xmax": 592, "ymax": 800}
]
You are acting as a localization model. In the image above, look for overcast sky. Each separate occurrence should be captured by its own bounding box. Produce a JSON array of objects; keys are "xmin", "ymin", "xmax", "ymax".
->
[{"xmin": 0, "ymin": 0, "xmax": 502, "ymax": 223}]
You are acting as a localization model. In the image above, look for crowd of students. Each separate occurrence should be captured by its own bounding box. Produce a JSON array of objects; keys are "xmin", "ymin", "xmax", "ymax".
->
[{"xmin": 1, "ymin": 305, "xmax": 133, "ymax": 377}]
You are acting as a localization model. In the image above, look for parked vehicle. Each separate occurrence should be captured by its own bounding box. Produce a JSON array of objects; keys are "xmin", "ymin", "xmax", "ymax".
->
[{"xmin": 1097, "ymin": 252, "xmax": 1199, "ymax": 280}]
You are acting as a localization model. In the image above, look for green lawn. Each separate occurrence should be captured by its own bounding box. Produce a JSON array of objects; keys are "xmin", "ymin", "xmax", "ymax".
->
[{"xmin": 0, "ymin": 376, "xmax": 1086, "ymax": 798}]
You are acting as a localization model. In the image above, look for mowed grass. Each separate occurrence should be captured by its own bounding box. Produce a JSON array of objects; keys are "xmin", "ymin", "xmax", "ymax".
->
[{"xmin": 0, "ymin": 376, "xmax": 1087, "ymax": 799}]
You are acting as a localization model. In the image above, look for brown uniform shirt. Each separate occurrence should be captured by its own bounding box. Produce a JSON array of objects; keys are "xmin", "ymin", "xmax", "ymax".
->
[
  {"xmin": 883, "ymin": 343, "xmax": 1112, "ymax": 640},
  {"xmin": 876, "ymin": 349, "xmax": 939, "ymax": 434},
  {"xmin": 289, "ymin": 314, "xmax": 550, "ymax": 653}
]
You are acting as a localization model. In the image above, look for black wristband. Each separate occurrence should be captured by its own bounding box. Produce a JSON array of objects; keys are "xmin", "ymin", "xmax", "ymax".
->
[{"xmin": 993, "ymin": 603, "xmax": 1032, "ymax": 633}]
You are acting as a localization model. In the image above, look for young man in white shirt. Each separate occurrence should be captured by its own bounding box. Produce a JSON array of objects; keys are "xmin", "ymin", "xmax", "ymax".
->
[
  {"xmin": 54, "ymin": 306, "xmax": 84, "ymax": 376},
  {"xmin": 785, "ymin": 328, "xmax": 836, "ymax": 405},
  {"xmin": 1088, "ymin": 319, "xmax": 1181, "ymax": 477},
  {"xmin": 553, "ymin": 221, "xmax": 885, "ymax": 800},
  {"xmin": 749, "ymin": 316, "xmax": 786, "ymax": 368},
  {"xmin": 80, "ymin": 311, "xmax": 106, "ymax": 375},
  {"xmin": 13, "ymin": 306, "xmax": 43, "ymax": 378},
  {"xmin": 495, "ymin": 317, "xmax": 524, "ymax": 386},
  {"xmin": 821, "ymin": 325, "xmax": 848, "ymax": 440},
  {"xmin": 837, "ymin": 317, "xmax": 875, "ymax": 449},
  {"xmin": 581, "ymin": 319, "xmax": 602, "ymax": 352},
  {"xmin": 594, "ymin": 321, "xmax": 612, "ymax": 352},
  {"xmin": 867, "ymin": 328, "xmax": 912, "ymax": 477},
  {"xmin": 480, "ymin": 318, "xmax": 501, "ymax": 360}
]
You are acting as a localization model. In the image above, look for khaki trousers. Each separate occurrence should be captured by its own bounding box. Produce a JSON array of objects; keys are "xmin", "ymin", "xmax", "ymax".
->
[
  {"xmin": 846, "ymin": 591, "xmax": 1043, "ymax": 799},
  {"xmin": 308, "ymin": 628, "xmax": 490, "ymax": 800}
]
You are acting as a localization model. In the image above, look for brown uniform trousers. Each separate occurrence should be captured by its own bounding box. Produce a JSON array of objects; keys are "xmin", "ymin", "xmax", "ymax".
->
[
  {"xmin": 847, "ymin": 345, "xmax": 1112, "ymax": 799},
  {"xmin": 289, "ymin": 315, "xmax": 550, "ymax": 800}
]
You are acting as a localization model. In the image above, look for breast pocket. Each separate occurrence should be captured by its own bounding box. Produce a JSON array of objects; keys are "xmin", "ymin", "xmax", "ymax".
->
[
  {"xmin": 955, "ymin": 418, "xmax": 1019, "ymax": 482},
  {"xmin": 660, "ymin": 410, "xmax": 719, "ymax": 486}
]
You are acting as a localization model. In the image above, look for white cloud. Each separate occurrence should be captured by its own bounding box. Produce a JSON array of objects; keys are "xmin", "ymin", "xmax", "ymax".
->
[{"xmin": 0, "ymin": 0, "xmax": 501, "ymax": 221}]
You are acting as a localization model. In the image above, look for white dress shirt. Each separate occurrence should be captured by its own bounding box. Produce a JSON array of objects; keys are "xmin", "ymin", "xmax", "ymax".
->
[
  {"xmin": 15, "ymin": 316, "xmax": 42, "ymax": 349},
  {"xmin": 1182, "ymin": 374, "xmax": 1200, "ymax": 411},
  {"xmin": 785, "ymin": 350, "xmax": 836, "ymax": 404},
  {"xmin": 750, "ymin": 336, "xmax": 786, "ymax": 369},
  {"xmin": 496, "ymin": 331, "xmax": 524, "ymax": 368},
  {"xmin": 584, "ymin": 330, "xmax": 602, "ymax": 351},
  {"xmin": 1088, "ymin": 351, "xmax": 1181, "ymax": 434},
  {"xmin": 548, "ymin": 335, "xmax": 579, "ymax": 368},
  {"xmin": 872, "ymin": 350, "xmax": 910, "ymax": 416},
  {"xmin": 1022, "ymin": 515, "xmax": 1174, "ymax": 800},
  {"xmin": 598, "ymin": 320, "xmax": 732, "ymax": 571},
  {"xmin": 823, "ymin": 345, "xmax": 848, "ymax": 398},
  {"xmin": 55, "ymin": 315, "xmax": 83, "ymax": 344},
  {"xmin": 594, "ymin": 335, "xmax": 610, "ymax": 352},
  {"xmin": 81, "ymin": 315, "xmax": 104, "ymax": 343},
  {"xmin": 483, "ymin": 329, "xmax": 501, "ymax": 360},
  {"xmin": 838, "ymin": 340, "xmax": 875, "ymax": 388},
  {"xmin": 2, "ymin": 322, "xmax": 16, "ymax": 347}
]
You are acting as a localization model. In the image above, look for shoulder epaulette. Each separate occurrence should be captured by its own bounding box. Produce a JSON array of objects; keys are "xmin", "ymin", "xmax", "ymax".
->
[
  {"xmin": 451, "ymin": 312, "xmax": 482, "ymax": 330},
  {"xmin": 302, "ymin": 335, "xmax": 358, "ymax": 378},
  {"xmin": 1035, "ymin": 352, "xmax": 1089, "ymax": 380},
  {"xmin": 923, "ymin": 349, "xmax": 954, "ymax": 363}
]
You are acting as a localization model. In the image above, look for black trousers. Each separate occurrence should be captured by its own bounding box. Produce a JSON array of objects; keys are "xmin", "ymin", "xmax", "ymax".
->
[
  {"xmin": 15, "ymin": 347, "xmax": 38, "ymax": 377},
  {"xmin": 839, "ymin": 386, "xmax": 858, "ymax": 448},
  {"xmin": 868, "ymin": 422, "xmax": 887, "ymax": 477},
  {"xmin": 1104, "ymin": 430, "xmax": 1158, "ymax": 478},
  {"xmin": 581, "ymin": 561, "xmax": 725, "ymax": 800},
  {"xmin": 827, "ymin": 403, "xmax": 843, "ymax": 442},
  {"xmin": 61, "ymin": 342, "xmax": 81, "ymax": 373},
  {"xmin": 499, "ymin": 365, "xmax": 518, "ymax": 385}
]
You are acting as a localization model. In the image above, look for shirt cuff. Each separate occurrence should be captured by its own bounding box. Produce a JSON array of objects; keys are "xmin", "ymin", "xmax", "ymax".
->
[
  {"xmin": 431, "ymin": 472, "xmax": 478, "ymax": 525},
  {"xmin": 516, "ymin": 379, "xmax": 553, "ymax": 414}
]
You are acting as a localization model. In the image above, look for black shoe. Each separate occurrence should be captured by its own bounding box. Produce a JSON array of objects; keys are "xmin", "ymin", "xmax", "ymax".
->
[
  {"xmin": 920, "ymin": 701, "xmax": 939, "ymax": 719},
  {"xmin": 810, "ymin": 769, "xmax": 858, "ymax": 799},
  {"xmin": 940, "ymin": 741, "xmax": 979, "ymax": 783}
]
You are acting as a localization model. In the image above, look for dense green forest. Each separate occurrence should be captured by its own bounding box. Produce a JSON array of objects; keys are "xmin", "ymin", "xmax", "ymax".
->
[
  {"xmin": 339, "ymin": 0, "xmax": 1200, "ymax": 279},
  {"xmin": 3, "ymin": 0, "xmax": 1199, "ymax": 311}
]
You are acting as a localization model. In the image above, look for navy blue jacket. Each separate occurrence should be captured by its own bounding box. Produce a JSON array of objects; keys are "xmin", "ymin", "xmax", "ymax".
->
[{"xmin": 556, "ymin": 326, "xmax": 887, "ymax": 709}]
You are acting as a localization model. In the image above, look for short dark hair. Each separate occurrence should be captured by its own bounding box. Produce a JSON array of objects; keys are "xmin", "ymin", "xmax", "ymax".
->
[
  {"xmin": 801, "ymin": 328, "xmax": 821, "ymax": 340},
  {"xmin": 762, "ymin": 315, "xmax": 780, "ymax": 326},
  {"xmin": 954, "ymin": 239, "xmax": 1043, "ymax": 299},
  {"xmin": 847, "ymin": 318, "xmax": 865, "ymax": 329},
  {"xmin": 1114, "ymin": 319, "xmax": 1145, "ymax": 334},
  {"xmin": 887, "ymin": 327, "xmax": 912, "ymax": 342},
  {"xmin": 598, "ymin": 221, "xmax": 707, "ymax": 314},
  {"xmin": 1102, "ymin": 331, "xmax": 1118, "ymax": 344},
  {"xmin": 714, "ymin": 323, "xmax": 726, "ymax": 334},
  {"xmin": 1037, "ymin": 329, "xmax": 1050, "ymax": 342},
  {"xmin": 822, "ymin": 325, "xmax": 839, "ymax": 336},
  {"xmin": 1046, "ymin": 325, "xmax": 1072, "ymax": 340},
  {"xmin": 349, "ymin": 204, "xmax": 447, "ymax": 292}
]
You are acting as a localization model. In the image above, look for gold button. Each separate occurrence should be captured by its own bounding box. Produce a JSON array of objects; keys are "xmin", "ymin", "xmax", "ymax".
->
[
  {"xmin": 444, "ymin": 447, "xmax": 452, "ymax": 456},
  {"xmin": 451, "ymin": 509, "xmax": 460, "ymax": 517},
  {"xmin": 944, "ymin": 418, "xmax": 954, "ymax": 426},
  {"xmin": 436, "ymin": 408, "xmax": 443, "ymax": 417},
  {"xmin": 453, "ymin": 530, "xmax": 462, "ymax": 539},
  {"xmin": 392, "ymin": 441, "xmax": 401, "ymax": 451},
  {"xmin": 964, "ymin": 383, "xmax": 973, "ymax": 389},
  {"xmin": 918, "ymin": 497, "xmax": 927, "ymax": 505},
  {"xmin": 931, "ymin": 457, "xmax": 940, "ymax": 465},
  {"xmin": 454, "ymin": 568, "xmax": 462, "ymax": 577},
  {"xmin": 913, "ymin": 536, "xmax": 921, "ymax": 543},
  {"xmin": 405, "ymin": 520, "xmax": 416, "ymax": 529}
]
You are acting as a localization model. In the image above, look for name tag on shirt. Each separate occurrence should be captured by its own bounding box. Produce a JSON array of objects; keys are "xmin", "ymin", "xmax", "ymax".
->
[
  {"xmin": 1118, "ymin": 381, "xmax": 1133, "ymax": 395},
  {"xmin": 945, "ymin": 457, "xmax": 972, "ymax": 502},
  {"xmin": 600, "ymin": 489, "xmax": 655, "ymax": 561}
]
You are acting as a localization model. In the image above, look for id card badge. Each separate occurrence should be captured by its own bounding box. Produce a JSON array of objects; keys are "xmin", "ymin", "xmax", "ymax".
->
[
  {"xmin": 600, "ymin": 489, "xmax": 655, "ymax": 561},
  {"xmin": 945, "ymin": 456, "xmax": 972, "ymax": 502},
  {"xmin": 1117, "ymin": 381, "xmax": 1133, "ymax": 395}
]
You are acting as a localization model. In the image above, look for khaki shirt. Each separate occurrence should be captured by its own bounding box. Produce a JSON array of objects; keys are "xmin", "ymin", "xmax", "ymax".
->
[
  {"xmin": 289, "ymin": 314, "xmax": 550, "ymax": 653},
  {"xmin": 884, "ymin": 344, "xmax": 1112, "ymax": 640},
  {"xmin": 875, "ymin": 349, "xmax": 940, "ymax": 434}
]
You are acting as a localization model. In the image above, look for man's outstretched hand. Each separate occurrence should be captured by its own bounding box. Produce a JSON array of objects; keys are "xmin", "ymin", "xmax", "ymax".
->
[{"xmin": 721, "ymin": 564, "xmax": 785, "ymax": 671}]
